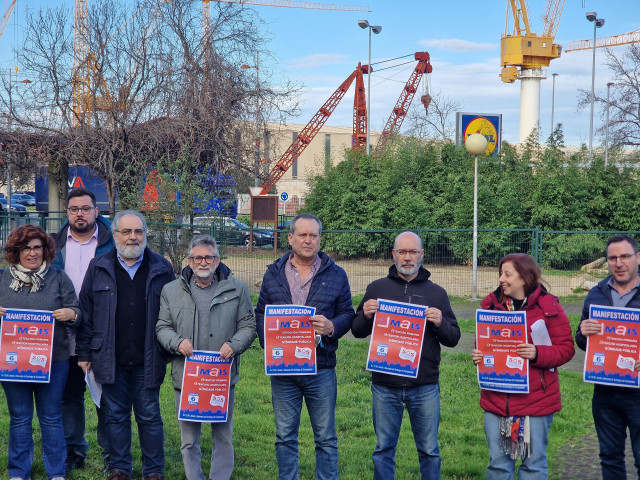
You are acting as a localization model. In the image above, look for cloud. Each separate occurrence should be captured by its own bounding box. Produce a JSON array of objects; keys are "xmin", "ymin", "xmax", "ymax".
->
[
  {"xmin": 419, "ymin": 38, "xmax": 497, "ymax": 52},
  {"xmin": 286, "ymin": 53, "xmax": 350, "ymax": 69}
]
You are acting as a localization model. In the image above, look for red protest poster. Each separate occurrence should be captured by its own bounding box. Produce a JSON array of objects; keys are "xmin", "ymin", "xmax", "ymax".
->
[
  {"xmin": 0, "ymin": 308, "xmax": 55, "ymax": 383},
  {"xmin": 264, "ymin": 304, "xmax": 316, "ymax": 375},
  {"xmin": 179, "ymin": 351, "xmax": 233, "ymax": 422},
  {"xmin": 584, "ymin": 305, "xmax": 640, "ymax": 388},
  {"xmin": 476, "ymin": 309, "xmax": 529, "ymax": 393},
  {"xmin": 366, "ymin": 299, "xmax": 427, "ymax": 378}
]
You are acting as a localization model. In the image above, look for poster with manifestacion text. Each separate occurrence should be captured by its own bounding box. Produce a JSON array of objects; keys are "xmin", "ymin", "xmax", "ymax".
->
[
  {"xmin": 476, "ymin": 309, "xmax": 529, "ymax": 393},
  {"xmin": 264, "ymin": 304, "xmax": 316, "ymax": 375}
]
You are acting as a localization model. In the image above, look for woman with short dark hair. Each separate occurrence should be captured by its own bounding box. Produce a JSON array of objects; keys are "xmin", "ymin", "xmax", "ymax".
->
[
  {"xmin": 472, "ymin": 253, "xmax": 575, "ymax": 479},
  {"xmin": 0, "ymin": 224, "xmax": 80, "ymax": 480}
]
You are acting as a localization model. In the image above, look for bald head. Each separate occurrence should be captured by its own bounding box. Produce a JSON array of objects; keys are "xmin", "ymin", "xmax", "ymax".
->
[{"xmin": 393, "ymin": 231, "xmax": 424, "ymax": 282}]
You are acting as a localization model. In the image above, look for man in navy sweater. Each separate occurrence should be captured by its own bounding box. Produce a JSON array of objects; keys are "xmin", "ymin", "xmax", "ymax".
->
[
  {"xmin": 255, "ymin": 213, "xmax": 354, "ymax": 480},
  {"xmin": 576, "ymin": 234, "xmax": 640, "ymax": 480}
]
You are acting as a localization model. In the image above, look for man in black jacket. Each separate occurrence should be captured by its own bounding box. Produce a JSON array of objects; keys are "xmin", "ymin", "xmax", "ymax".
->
[
  {"xmin": 352, "ymin": 231, "xmax": 460, "ymax": 480},
  {"xmin": 576, "ymin": 234, "xmax": 640, "ymax": 480}
]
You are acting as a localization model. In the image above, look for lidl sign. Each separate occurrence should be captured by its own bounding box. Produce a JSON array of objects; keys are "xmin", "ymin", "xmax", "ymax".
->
[{"xmin": 456, "ymin": 112, "xmax": 502, "ymax": 156}]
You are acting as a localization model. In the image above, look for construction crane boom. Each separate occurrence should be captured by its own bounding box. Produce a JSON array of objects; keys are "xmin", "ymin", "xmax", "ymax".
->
[
  {"xmin": 352, "ymin": 65, "xmax": 366, "ymax": 150},
  {"xmin": 375, "ymin": 51, "xmax": 432, "ymax": 154},
  {"xmin": 0, "ymin": 0, "xmax": 16, "ymax": 40},
  {"xmin": 258, "ymin": 64, "xmax": 365, "ymax": 195},
  {"xmin": 565, "ymin": 29, "xmax": 640, "ymax": 52},
  {"xmin": 211, "ymin": 0, "xmax": 370, "ymax": 11}
]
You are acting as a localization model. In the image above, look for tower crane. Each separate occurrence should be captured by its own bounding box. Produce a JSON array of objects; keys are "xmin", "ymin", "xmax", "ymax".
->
[
  {"xmin": 209, "ymin": 0, "xmax": 369, "ymax": 12},
  {"xmin": 564, "ymin": 29, "xmax": 640, "ymax": 52},
  {"xmin": 500, "ymin": 0, "xmax": 565, "ymax": 142},
  {"xmin": 257, "ymin": 64, "xmax": 367, "ymax": 195},
  {"xmin": 0, "ymin": 0, "xmax": 16, "ymax": 41},
  {"xmin": 375, "ymin": 51, "xmax": 432, "ymax": 155}
]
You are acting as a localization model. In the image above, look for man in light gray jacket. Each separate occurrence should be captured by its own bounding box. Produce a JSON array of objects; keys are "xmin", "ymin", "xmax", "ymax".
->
[{"xmin": 156, "ymin": 235, "xmax": 256, "ymax": 480}]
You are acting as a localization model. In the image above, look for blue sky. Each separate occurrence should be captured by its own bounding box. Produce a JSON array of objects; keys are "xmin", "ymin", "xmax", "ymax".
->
[{"xmin": 3, "ymin": 0, "xmax": 639, "ymax": 146}]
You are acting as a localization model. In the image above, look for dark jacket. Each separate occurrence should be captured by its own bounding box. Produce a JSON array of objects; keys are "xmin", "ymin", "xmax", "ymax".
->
[
  {"xmin": 352, "ymin": 265, "xmax": 460, "ymax": 387},
  {"xmin": 255, "ymin": 251, "xmax": 354, "ymax": 369},
  {"xmin": 76, "ymin": 247, "xmax": 175, "ymax": 388},
  {"xmin": 576, "ymin": 276, "xmax": 640, "ymax": 351},
  {"xmin": 480, "ymin": 285, "xmax": 575, "ymax": 417},
  {"xmin": 156, "ymin": 263, "xmax": 256, "ymax": 388},
  {"xmin": 51, "ymin": 215, "xmax": 115, "ymax": 270},
  {"xmin": 0, "ymin": 267, "xmax": 80, "ymax": 363}
]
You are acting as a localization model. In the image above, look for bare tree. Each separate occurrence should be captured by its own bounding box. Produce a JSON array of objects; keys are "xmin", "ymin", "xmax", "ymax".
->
[
  {"xmin": 404, "ymin": 90, "xmax": 463, "ymax": 141},
  {"xmin": 577, "ymin": 45, "xmax": 640, "ymax": 148}
]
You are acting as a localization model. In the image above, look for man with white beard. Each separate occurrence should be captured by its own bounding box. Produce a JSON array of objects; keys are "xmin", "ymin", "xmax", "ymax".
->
[
  {"xmin": 77, "ymin": 210, "xmax": 175, "ymax": 480},
  {"xmin": 351, "ymin": 231, "xmax": 460, "ymax": 480},
  {"xmin": 156, "ymin": 235, "xmax": 255, "ymax": 480}
]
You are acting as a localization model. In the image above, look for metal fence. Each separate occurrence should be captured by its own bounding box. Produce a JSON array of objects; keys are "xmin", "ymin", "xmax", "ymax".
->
[{"xmin": 1, "ymin": 212, "xmax": 635, "ymax": 299}]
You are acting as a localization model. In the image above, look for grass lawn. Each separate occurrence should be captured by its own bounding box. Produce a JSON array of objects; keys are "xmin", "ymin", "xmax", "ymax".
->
[{"xmin": 0, "ymin": 339, "xmax": 594, "ymax": 479}]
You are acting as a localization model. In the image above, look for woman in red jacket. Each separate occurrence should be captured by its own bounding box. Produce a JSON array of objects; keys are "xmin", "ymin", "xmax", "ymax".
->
[{"xmin": 472, "ymin": 253, "xmax": 575, "ymax": 479}]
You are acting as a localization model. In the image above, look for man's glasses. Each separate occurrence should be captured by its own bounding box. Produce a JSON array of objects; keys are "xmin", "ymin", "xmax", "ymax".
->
[
  {"xmin": 116, "ymin": 229, "xmax": 145, "ymax": 237},
  {"xmin": 395, "ymin": 249, "xmax": 422, "ymax": 257},
  {"xmin": 190, "ymin": 255, "xmax": 218, "ymax": 264},
  {"xmin": 67, "ymin": 206, "xmax": 95, "ymax": 215},
  {"xmin": 606, "ymin": 253, "xmax": 636, "ymax": 262}
]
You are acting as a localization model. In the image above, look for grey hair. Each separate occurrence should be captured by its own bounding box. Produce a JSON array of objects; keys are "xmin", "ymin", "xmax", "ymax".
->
[
  {"xmin": 188, "ymin": 235, "xmax": 219, "ymax": 257},
  {"xmin": 290, "ymin": 213, "xmax": 322, "ymax": 235},
  {"xmin": 111, "ymin": 210, "xmax": 148, "ymax": 234}
]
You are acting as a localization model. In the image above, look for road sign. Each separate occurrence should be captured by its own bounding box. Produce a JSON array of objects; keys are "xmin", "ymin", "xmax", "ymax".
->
[{"xmin": 280, "ymin": 192, "xmax": 288, "ymax": 202}]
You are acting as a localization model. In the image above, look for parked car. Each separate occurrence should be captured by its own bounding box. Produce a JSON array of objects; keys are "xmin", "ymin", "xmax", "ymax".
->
[
  {"xmin": 192, "ymin": 217, "xmax": 274, "ymax": 247},
  {"xmin": 0, "ymin": 198, "xmax": 28, "ymax": 216},
  {"xmin": 13, "ymin": 190, "xmax": 36, "ymax": 197},
  {"xmin": 10, "ymin": 194, "xmax": 36, "ymax": 206}
]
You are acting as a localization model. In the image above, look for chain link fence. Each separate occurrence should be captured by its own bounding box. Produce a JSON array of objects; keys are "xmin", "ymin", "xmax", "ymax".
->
[{"xmin": 2, "ymin": 212, "xmax": 636, "ymax": 299}]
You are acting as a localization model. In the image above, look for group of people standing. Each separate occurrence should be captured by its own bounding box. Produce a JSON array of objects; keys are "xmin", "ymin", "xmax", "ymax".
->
[{"xmin": 0, "ymin": 186, "xmax": 639, "ymax": 480}]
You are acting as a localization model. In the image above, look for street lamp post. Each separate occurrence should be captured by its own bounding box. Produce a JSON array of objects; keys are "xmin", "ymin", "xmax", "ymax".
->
[
  {"xmin": 605, "ymin": 81, "xmax": 614, "ymax": 167},
  {"xmin": 358, "ymin": 19, "xmax": 381, "ymax": 155},
  {"xmin": 465, "ymin": 133, "xmax": 488, "ymax": 301},
  {"xmin": 587, "ymin": 12, "xmax": 605, "ymax": 166},
  {"xmin": 241, "ymin": 51, "xmax": 261, "ymax": 187},
  {"xmin": 4, "ymin": 68, "xmax": 31, "ymax": 204},
  {"xmin": 551, "ymin": 73, "xmax": 558, "ymax": 137}
]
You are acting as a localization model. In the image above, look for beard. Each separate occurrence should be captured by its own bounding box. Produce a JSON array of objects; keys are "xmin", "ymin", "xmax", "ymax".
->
[
  {"xmin": 116, "ymin": 237, "xmax": 147, "ymax": 259},
  {"xmin": 395, "ymin": 260, "xmax": 421, "ymax": 277},
  {"xmin": 69, "ymin": 218, "xmax": 97, "ymax": 235},
  {"xmin": 193, "ymin": 265, "xmax": 216, "ymax": 283}
]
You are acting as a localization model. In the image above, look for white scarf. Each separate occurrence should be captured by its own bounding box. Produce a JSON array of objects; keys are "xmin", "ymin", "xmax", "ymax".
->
[{"xmin": 9, "ymin": 261, "xmax": 49, "ymax": 293}]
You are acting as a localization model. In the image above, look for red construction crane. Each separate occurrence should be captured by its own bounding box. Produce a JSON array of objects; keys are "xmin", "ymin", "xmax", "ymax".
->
[
  {"xmin": 258, "ymin": 63, "xmax": 367, "ymax": 195},
  {"xmin": 375, "ymin": 51, "xmax": 432, "ymax": 154}
]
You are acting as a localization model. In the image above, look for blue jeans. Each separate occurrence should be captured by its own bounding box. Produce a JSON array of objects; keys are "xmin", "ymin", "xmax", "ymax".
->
[
  {"xmin": 62, "ymin": 355, "xmax": 110, "ymax": 458},
  {"xmin": 174, "ymin": 387, "xmax": 235, "ymax": 480},
  {"xmin": 101, "ymin": 366, "xmax": 164, "ymax": 478},
  {"xmin": 1, "ymin": 359, "xmax": 69, "ymax": 479},
  {"xmin": 484, "ymin": 411, "xmax": 554, "ymax": 480},
  {"xmin": 271, "ymin": 368, "xmax": 338, "ymax": 480},
  {"xmin": 371, "ymin": 383, "xmax": 441, "ymax": 480},
  {"xmin": 593, "ymin": 385, "xmax": 640, "ymax": 480}
]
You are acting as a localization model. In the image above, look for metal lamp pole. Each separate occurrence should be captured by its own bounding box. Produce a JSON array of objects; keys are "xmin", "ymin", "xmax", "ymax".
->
[
  {"xmin": 551, "ymin": 73, "xmax": 558, "ymax": 137},
  {"xmin": 465, "ymin": 133, "xmax": 488, "ymax": 301},
  {"xmin": 587, "ymin": 12, "xmax": 604, "ymax": 166},
  {"xmin": 241, "ymin": 52, "xmax": 261, "ymax": 187},
  {"xmin": 358, "ymin": 20, "xmax": 381, "ymax": 155}
]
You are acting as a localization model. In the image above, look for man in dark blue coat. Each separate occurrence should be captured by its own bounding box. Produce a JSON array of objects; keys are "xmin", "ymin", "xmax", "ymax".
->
[
  {"xmin": 576, "ymin": 234, "xmax": 640, "ymax": 480},
  {"xmin": 255, "ymin": 213, "xmax": 354, "ymax": 480},
  {"xmin": 76, "ymin": 210, "xmax": 175, "ymax": 480},
  {"xmin": 51, "ymin": 187, "xmax": 115, "ymax": 473}
]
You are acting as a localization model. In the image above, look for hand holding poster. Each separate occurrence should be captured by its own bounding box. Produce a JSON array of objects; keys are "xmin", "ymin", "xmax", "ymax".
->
[
  {"xmin": 263, "ymin": 304, "xmax": 316, "ymax": 375},
  {"xmin": 0, "ymin": 308, "xmax": 54, "ymax": 383},
  {"xmin": 476, "ymin": 309, "xmax": 529, "ymax": 393},
  {"xmin": 179, "ymin": 351, "xmax": 233, "ymax": 422},
  {"xmin": 583, "ymin": 305, "xmax": 640, "ymax": 388},
  {"xmin": 366, "ymin": 299, "xmax": 427, "ymax": 378}
]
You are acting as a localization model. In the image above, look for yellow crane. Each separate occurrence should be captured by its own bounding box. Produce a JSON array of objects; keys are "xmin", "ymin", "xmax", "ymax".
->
[
  {"xmin": 500, "ymin": 0, "xmax": 564, "ymax": 142},
  {"xmin": 565, "ymin": 28, "xmax": 640, "ymax": 52}
]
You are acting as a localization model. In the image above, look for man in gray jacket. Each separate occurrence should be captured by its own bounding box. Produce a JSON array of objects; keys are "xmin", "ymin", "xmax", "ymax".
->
[{"xmin": 156, "ymin": 234, "xmax": 256, "ymax": 480}]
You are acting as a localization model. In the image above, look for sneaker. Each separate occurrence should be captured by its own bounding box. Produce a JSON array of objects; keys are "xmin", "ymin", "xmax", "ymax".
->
[
  {"xmin": 65, "ymin": 450, "xmax": 86, "ymax": 472},
  {"xmin": 51, "ymin": 477, "xmax": 66, "ymax": 480},
  {"xmin": 10, "ymin": 477, "xmax": 25, "ymax": 480}
]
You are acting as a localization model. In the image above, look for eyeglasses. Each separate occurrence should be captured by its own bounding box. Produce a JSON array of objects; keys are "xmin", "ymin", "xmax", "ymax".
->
[
  {"xmin": 606, "ymin": 253, "xmax": 636, "ymax": 262},
  {"xmin": 116, "ymin": 229, "xmax": 145, "ymax": 237},
  {"xmin": 395, "ymin": 249, "xmax": 422, "ymax": 257},
  {"xmin": 22, "ymin": 245, "xmax": 43, "ymax": 254},
  {"xmin": 190, "ymin": 255, "xmax": 218, "ymax": 264},
  {"xmin": 67, "ymin": 206, "xmax": 95, "ymax": 215}
]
